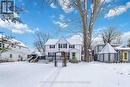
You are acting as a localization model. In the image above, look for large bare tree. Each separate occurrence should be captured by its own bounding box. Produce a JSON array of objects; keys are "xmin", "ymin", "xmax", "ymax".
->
[
  {"xmin": 34, "ymin": 31, "xmax": 49, "ymax": 56},
  {"xmin": 33, "ymin": 0, "xmax": 110, "ymax": 62},
  {"xmin": 101, "ymin": 26, "xmax": 122, "ymax": 44}
]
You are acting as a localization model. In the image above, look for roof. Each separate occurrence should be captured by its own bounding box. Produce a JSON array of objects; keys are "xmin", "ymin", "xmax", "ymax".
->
[
  {"xmin": 67, "ymin": 35, "xmax": 82, "ymax": 45},
  {"xmin": 100, "ymin": 43, "xmax": 117, "ymax": 54},
  {"xmin": 115, "ymin": 47, "xmax": 130, "ymax": 51},
  {"xmin": 0, "ymin": 35, "xmax": 27, "ymax": 48},
  {"xmin": 45, "ymin": 34, "xmax": 82, "ymax": 45},
  {"xmin": 44, "ymin": 39, "xmax": 58, "ymax": 45},
  {"xmin": 9, "ymin": 39, "xmax": 27, "ymax": 48}
]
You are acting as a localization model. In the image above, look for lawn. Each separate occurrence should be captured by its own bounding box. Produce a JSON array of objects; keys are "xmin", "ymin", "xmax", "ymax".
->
[{"xmin": 0, "ymin": 62, "xmax": 130, "ymax": 87}]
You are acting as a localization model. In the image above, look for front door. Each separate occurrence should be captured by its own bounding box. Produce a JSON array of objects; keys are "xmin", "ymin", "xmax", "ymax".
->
[{"xmin": 72, "ymin": 52, "xmax": 76, "ymax": 60}]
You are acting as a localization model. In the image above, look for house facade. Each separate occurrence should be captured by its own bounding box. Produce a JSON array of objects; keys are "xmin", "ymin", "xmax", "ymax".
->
[
  {"xmin": 0, "ymin": 37, "xmax": 30, "ymax": 62},
  {"xmin": 115, "ymin": 47, "xmax": 130, "ymax": 62},
  {"xmin": 94, "ymin": 43, "xmax": 130, "ymax": 63},
  {"xmin": 44, "ymin": 35, "xmax": 83, "ymax": 61}
]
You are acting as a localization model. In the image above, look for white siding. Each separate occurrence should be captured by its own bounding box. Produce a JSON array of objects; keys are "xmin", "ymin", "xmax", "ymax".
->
[
  {"xmin": 1, "ymin": 44, "xmax": 30, "ymax": 61},
  {"xmin": 45, "ymin": 38, "xmax": 82, "ymax": 61}
]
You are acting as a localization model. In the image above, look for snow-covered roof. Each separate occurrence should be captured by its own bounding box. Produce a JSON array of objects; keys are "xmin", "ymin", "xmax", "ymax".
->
[
  {"xmin": 67, "ymin": 35, "xmax": 82, "ymax": 45},
  {"xmin": 115, "ymin": 47, "xmax": 130, "ymax": 51},
  {"xmin": 100, "ymin": 43, "xmax": 117, "ymax": 54},
  {"xmin": 9, "ymin": 39, "xmax": 27, "ymax": 48},
  {"xmin": 0, "ymin": 35, "xmax": 27, "ymax": 48},
  {"xmin": 45, "ymin": 34, "xmax": 82, "ymax": 45},
  {"xmin": 45, "ymin": 39, "xmax": 59, "ymax": 45}
]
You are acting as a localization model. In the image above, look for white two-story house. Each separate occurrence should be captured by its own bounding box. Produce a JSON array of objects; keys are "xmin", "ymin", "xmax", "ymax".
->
[
  {"xmin": 0, "ymin": 36, "xmax": 31, "ymax": 62},
  {"xmin": 44, "ymin": 35, "xmax": 83, "ymax": 61}
]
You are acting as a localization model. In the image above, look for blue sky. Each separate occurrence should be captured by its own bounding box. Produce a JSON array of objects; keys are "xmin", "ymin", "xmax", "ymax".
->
[{"xmin": 0, "ymin": 0, "xmax": 130, "ymax": 48}]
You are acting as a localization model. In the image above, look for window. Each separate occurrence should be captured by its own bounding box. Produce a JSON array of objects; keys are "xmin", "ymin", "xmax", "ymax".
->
[
  {"xmin": 11, "ymin": 44, "xmax": 16, "ymax": 48},
  {"xmin": 69, "ymin": 45, "xmax": 75, "ymax": 48},
  {"xmin": 3, "ymin": 44, "xmax": 4, "ymax": 48},
  {"xmin": 48, "ymin": 52, "xmax": 55, "ymax": 57},
  {"xmin": 11, "ymin": 44, "xmax": 13, "ymax": 47},
  {"xmin": 10, "ymin": 54, "xmax": 12, "ymax": 58},
  {"xmin": 58, "ymin": 44, "xmax": 67, "ymax": 48},
  {"xmin": 0, "ymin": 43, "xmax": 4, "ymax": 48},
  {"xmin": 58, "ymin": 44, "xmax": 62, "ymax": 48},
  {"xmin": 63, "ymin": 44, "xmax": 67, "ymax": 48},
  {"xmin": 0, "ymin": 43, "xmax": 1, "ymax": 48},
  {"xmin": 49, "ymin": 45, "xmax": 55, "ymax": 48}
]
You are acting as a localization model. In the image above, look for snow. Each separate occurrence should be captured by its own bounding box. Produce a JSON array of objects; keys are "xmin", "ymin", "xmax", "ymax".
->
[
  {"xmin": 100, "ymin": 43, "xmax": 117, "ymax": 54},
  {"xmin": 9, "ymin": 39, "xmax": 27, "ymax": 48},
  {"xmin": 0, "ymin": 62, "xmax": 56, "ymax": 87},
  {"xmin": 45, "ymin": 39, "xmax": 59, "ymax": 45},
  {"xmin": 0, "ymin": 35, "xmax": 27, "ymax": 48},
  {"xmin": 0, "ymin": 62, "xmax": 130, "ymax": 87},
  {"xmin": 67, "ymin": 35, "xmax": 82, "ymax": 45},
  {"xmin": 45, "ymin": 34, "xmax": 82, "ymax": 45},
  {"xmin": 115, "ymin": 47, "xmax": 130, "ymax": 51}
]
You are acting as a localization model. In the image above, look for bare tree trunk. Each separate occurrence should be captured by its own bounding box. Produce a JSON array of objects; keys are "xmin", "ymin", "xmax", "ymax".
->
[
  {"xmin": 83, "ymin": 0, "xmax": 89, "ymax": 62},
  {"xmin": 76, "ymin": 0, "xmax": 89, "ymax": 62}
]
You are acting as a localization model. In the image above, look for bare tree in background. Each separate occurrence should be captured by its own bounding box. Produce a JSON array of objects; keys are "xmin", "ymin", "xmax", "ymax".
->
[
  {"xmin": 101, "ymin": 26, "xmax": 122, "ymax": 44},
  {"xmin": 34, "ymin": 31, "xmax": 49, "ymax": 56},
  {"xmin": 38, "ymin": 0, "xmax": 108, "ymax": 62}
]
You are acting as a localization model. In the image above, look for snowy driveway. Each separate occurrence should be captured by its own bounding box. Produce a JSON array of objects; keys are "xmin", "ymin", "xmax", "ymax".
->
[{"xmin": 0, "ymin": 62, "xmax": 130, "ymax": 87}]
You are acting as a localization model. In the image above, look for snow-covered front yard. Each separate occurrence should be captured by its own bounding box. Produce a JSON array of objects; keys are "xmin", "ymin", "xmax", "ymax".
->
[{"xmin": 0, "ymin": 62, "xmax": 130, "ymax": 87}]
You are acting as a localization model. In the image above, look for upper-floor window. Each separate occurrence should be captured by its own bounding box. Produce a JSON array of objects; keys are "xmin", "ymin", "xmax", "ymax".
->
[
  {"xmin": 58, "ymin": 44, "xmax": 62, "ymax": 48},
  {"xmin": 0, "ymin": 43, "xmax": 4, "ymax": 48},
  {"xmin": 0, "ymin": 43, "xmax": 1, "ymax": 48},
  {"xmin": 58, "ymin": 44, "xmax": 67, "ymax": 48},
  {"xmin": 3, "ymin": 44, "xmax": 4, "ymax": 48},
  {"xmin": 69, "ymin": 45, "xmax": 75, "ymax": 48},
  {"xmin": 11, "ymin": 44, "xmax": 14, "ymax": 48},
  {"xmin": 49, "ymin": 45, "xmax": 55, "ymax": 48},
  {"xmin": 63, "ymin": 44, "xmax": 67, "ymax": 48},
  {"xmin": 11, "ymin": 44, "xmax": 16, "ymax": 48}
]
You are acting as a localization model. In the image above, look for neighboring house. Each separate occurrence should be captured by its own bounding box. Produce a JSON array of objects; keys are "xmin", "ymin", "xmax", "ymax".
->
[
  {"xmin": 44, "ymin": 35, "xmax": 82, "ymax": 61},
  {"xmin": 115, "ymin": 47, "xmax": 130, "ymax": 63},
  {"xmin": 0, "ymin": 37, "xmax": 31, "ymax": 61},
  {"xmin": 94, "ymin": 43, "xmax": 130, "ymax": 63},
  {"xmin": 97, "ymin": 43, "xmax": 118, "ymax": 63}
]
